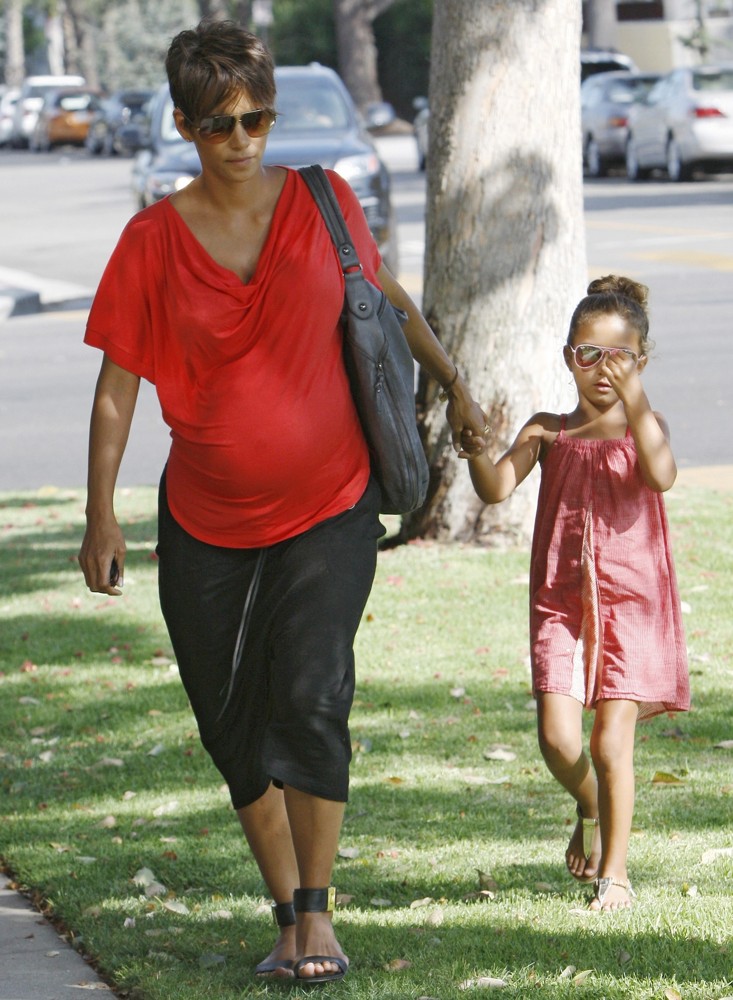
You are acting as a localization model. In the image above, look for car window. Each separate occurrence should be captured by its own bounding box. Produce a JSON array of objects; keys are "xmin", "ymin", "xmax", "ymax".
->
[
  {"xmin": 58, "ymin": 94, "xmax": 96, "ymax": 111},
  {"xmin": 275, "ymin": 80, "xmax": 351, "ymax": 131},
  {"xmin": 693, "ymin": 69, "xmax": 733, "ymax": 92}
]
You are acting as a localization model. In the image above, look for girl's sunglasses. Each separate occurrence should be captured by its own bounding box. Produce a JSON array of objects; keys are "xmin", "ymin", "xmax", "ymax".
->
[
  {"xmin": 187, "ymin": 109, "xmax": 278, "ymax": 143},
  {"xmin": 572, "ymin": 343, "xmax": 640, "ymax": 369}
]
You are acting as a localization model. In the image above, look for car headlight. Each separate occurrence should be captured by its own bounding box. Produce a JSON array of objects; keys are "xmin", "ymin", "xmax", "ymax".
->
[
  {"xmin": 333, "ymin": 153, "xmax": 380, "ymax": 183},
  {"xmin": 147, "ymin": 173, "xmax": 195, "ymax": 198}
]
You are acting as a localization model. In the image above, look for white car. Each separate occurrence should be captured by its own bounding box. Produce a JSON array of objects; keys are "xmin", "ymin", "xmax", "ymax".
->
[
  {"xmin": 625, "ymin": 65, "xmax": 733, "ymax": 181},
  {"xmin": 0, "ymin": 87, "xmax": 20, "ymax": 146},
  {"xmin": 10, "ymin": 74, "xmax": 86, "ymax": 147}
]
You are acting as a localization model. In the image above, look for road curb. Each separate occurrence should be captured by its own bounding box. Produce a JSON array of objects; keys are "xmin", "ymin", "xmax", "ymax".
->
[{"xmin": 0, "ymin": 286, "xmax": 42, "ymax": 321}]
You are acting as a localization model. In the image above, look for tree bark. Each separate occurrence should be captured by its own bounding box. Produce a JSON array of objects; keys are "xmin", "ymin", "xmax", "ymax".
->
[
  {"xmin": 4, "ymin": 0, "xmax": 25, "ymax": 85},
  {"xmin": 333, "ymin": 0, "xmax": 389, "ymax": 109},
  {"xmin": 405, "ymin": 0, "xmax": 586, "ymax": 546}
]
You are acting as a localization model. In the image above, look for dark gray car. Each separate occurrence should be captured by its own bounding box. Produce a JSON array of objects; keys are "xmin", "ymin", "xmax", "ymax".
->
[{"xmin": 124, "ymin": 65, "xmax": 397, "ymax": 270}]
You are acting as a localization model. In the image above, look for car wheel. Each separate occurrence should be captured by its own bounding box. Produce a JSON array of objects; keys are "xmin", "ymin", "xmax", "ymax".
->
[
  {"xmin": 666, "ymin": 137, "xmax": 692, "ymax": 182},
  {"xmin": 585, "ymin": 137, "xmax": 606, "ymax": 178},
  {"xmin": 625, "ymin": 137, "xmax": 649, "ymax": 181}
]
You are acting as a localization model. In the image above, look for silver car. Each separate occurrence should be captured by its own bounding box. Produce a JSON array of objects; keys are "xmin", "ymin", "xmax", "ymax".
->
[
  {"xmin": 581, "ymin": 71, "xmax": 660, "ymax": 177},
  {"xmin": 625, "ymin": 65, "xmax": 733, "ymax": 181}
]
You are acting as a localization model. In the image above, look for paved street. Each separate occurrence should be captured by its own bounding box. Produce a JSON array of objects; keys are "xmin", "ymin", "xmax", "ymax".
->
[{"xmin": 0, "ymin": 139, "xmax": 731, "ymax": 489}]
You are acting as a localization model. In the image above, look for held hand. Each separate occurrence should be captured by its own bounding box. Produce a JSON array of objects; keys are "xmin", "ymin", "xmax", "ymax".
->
[
  {"xmin": 446, "ymin": 388, "xmax": 490, "ymax": 459},
  {"xmin": 78, "ymin": 519, "xmax": 126, "ymax": 596}
]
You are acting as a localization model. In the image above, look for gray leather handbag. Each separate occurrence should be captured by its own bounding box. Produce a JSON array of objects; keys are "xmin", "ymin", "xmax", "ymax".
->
[{"xmin": 299, "ymin": 164, "xmax": 429, "ymax": 515}]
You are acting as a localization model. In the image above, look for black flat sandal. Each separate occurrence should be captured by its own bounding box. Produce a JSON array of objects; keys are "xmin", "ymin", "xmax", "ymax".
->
[
  {"xmin": 254, "ymin": 900, "xmax": 295, "ymax": 976},
  {"xmin": 292, "ymin": 887, "xmax": 348, "ymax": 984}
]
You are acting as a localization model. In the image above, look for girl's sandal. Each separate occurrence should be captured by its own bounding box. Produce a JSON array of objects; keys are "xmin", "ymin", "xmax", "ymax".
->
[
  {"xmin": 567, "ymin": 803, "xmax": 600, "ymax": 883},
  {"xmin": 254, "ymin": 901, "xmax": 295, "ymax": 976},
  {"xmin": 592, "ymin": 877, "xmax": 636, "ymax": 911},
  {"xmin": 292, "ymin": 887, "xmax": 348, "ymax": 984}
]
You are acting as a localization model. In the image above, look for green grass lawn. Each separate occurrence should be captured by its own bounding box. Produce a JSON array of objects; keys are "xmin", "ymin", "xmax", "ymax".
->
[{"xmin": 1, "ymin": 482, "xmax": 731, "ymax": 999}]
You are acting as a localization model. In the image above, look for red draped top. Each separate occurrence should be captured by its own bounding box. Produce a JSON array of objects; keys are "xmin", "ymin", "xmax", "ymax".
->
[{"xmin": 85, "ymin": 168, "xmax": 381, "ymax": 548}]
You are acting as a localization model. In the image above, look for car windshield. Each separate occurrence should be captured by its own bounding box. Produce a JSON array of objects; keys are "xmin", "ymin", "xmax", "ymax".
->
[
  {"xmin": 275, "ymin": 80, "xmax": 351, "ymax": 131},
  {"xmin": 58, "ymin": 94, "xmax": 95, "ymax": 111},
  {"xmin": 693, "ymin": 69, "xmax": 733, "ymax": 91},
  {"xmin": 158, "ymin": 76, "xmax": 353, "ymax": 144}
]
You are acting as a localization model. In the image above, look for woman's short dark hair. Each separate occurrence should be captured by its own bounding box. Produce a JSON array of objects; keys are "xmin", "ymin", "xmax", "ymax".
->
[{"xmin": 166, "ymin": 18, "xmax": 276, "ymax": 124}]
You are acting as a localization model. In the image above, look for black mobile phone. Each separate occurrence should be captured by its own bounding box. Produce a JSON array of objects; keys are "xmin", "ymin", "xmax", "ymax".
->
[{"xmin": 110, "ymin": 558, "xmax": 120, "ymax": 586}]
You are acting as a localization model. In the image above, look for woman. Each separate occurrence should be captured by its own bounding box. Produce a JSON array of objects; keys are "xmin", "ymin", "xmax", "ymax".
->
[{"xmin": 78, "ymin": 18, "xmax": 487, "ymax": 984}]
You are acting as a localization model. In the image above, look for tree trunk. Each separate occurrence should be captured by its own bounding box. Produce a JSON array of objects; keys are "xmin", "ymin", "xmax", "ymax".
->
[
  {"xmin": 333, "ymin": 0, "xmax": 385, "ymax": 109},
  {"xmin": 585, "ymin": 0, "xmax": 617, "ymax": 50},
  {"xmin": 405, "ymin": 0, "xmax": 586, "ymax": 546},
  {"xmin": 4, "ymin": 0, "xmax": 25, "ymax": 85}
]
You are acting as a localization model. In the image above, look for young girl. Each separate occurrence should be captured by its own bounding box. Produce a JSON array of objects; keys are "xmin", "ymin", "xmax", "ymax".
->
[{"xmin": 466, "ymin": 275, "xmax": 690, "ymax": 912}]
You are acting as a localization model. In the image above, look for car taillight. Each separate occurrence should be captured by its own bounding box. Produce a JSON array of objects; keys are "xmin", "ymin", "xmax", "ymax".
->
[
  {"xmin": 693, "ymin": 106, "xmax": 725, "ymax": 118},
  {"xmin": 608, "ymin": 115, "xmax": 628, "ymax": 128}
]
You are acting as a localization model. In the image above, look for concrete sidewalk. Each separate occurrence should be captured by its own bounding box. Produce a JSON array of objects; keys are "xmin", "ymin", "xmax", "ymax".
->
[{"xmin": 0, "ymin": 874, "xmax": 116, "ymax": 999}]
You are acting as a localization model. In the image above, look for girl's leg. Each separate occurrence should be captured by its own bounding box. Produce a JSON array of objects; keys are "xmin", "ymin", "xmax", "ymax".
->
[
  {"xmin": 536, "ymin": 692, "xmax": 600, "ymax": 880},
  {"xmin": 588, "ymin": 698, "xmax": 639, "ymax": 911}
]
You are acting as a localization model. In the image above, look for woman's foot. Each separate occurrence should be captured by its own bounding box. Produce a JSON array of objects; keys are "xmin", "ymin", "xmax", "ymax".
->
[
  {"xmin": 589, "ymin": 876, "xmax": 635, "ymax": 912},
  {"xmin": 566, "ymin": 805, "xmax": 601, "ymax": 882},
  {"xmin": 254, "ymin": 924, "xmax": 296, "ymax": 977},
  {"xmin": 292, "ymin": 911, "xmax": 349, "ymax": 982}
]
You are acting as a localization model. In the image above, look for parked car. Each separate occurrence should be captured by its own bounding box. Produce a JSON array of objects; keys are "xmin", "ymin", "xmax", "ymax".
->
[
  {"xmin": 581, "ymin": 49, "xmax": 637, "ymax": 82},
  {"xmin": 413, "ymin": 50, "xmax": 639, "ymax": 175},
  {"xmin": 412, "ymin": 96, "xmax": 429, "ymax": 171},
  {"xmin": 30, "ymin": 87, "xmax": 103, "ymax": 151},
  {"xmin": 626, "ymin": 65, "xmax": 733, "ymax": 181},
  {"xmin": 86, "ymin": 88, "xmax": 155, "ymax": 156},
  {"xmin": 0, "ymin": 87, "xmax": 20, "ymax": 146},
  {"xmin": 124, "ymin": 64, "xmax": 398, "ymax": 269},
  {"xmin": 581, "ymin": 70, "xmax": 661, "ymax": 177},
  {"xmin": 10, "ymin": 73, "xmax": 86, "ymax": 147}
]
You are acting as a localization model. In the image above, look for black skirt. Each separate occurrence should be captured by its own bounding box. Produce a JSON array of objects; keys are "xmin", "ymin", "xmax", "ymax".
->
[{"xmin": 156, "ymin": 471, "xmax": 384, "ymax": 808}]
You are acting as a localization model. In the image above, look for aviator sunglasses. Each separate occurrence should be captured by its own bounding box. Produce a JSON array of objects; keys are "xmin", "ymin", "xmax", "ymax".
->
[
  {"xmin": 571, "ymin": 343, "xmax": 641, "ymax": 369},
  {"xmin": 185, "ymin": 108, "xmax": 278, "ymax": 142}
]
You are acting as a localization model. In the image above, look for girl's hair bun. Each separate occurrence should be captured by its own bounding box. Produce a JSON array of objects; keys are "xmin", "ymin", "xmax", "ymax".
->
[{"xmin": 587, "ymin": 274, "xmax": 648, "ymax": 313}]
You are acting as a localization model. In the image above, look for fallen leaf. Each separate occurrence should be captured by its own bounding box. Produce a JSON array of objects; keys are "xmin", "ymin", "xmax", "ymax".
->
[
  {"xmin": 46, "ymin": 950, "xmax": 61, "ymax": 958},
  {"xmin": 336, "ymin": 893, "xmax": 354, "ymax": 905},
  {"xmin": 370, "ymin": 897, "xmax": 392, "ymax": 907},
  {"xmin": 96, "ymin": 757, "xmax": 124, "ymax": 768},
  {"xmin": 338, "ymin": 847, "xmax": 360, "ymax": 859},
  {"xmin": 714, "ymin": 740, "xmax": 733, "ymax": 750},
  {"xmin": 426, "ymin": 908, "xmax": 444, "ymax": 927},
  {"xmin": 144, "ymin": 882, "xmax": 167, "ymax": 898},
  {"xmin": 99, "ymin": 816, "xmax": 117, "ymax": 829},
  {"xmin": 683, "ymin": 883, "xmax": 698, "ymax": 897},
  {"xmin": 483, "ymin": 747, "xmax": 516, "ymax": 762},
  {"xmin": 702, "ymin": 847, "xmax": 733, "ymax": 864},
  {"xmin": 573, "ymin": 970, "xmax": 594, "ymax": 984},
  {"xmin": 534, "ymin": 882, "xmax": 554, "ymax": 892},
  {"xmin": 651, "ymin": 771, "xmax": 685, "ymax": 785},
  {"xmin": 410, "ymin": 897, "xmax": 435, "ymax": 908},
  {"xmin": 558, "ymin": 966, "xmax": 575, "ymax": 979},
  {"xmin": 459, "ymin": 977, "xmax": 507, "ymax": 989},
  {"xmin": 147, "ymin": 744, "xmax": 165, "ymax": 757},
  {"xmin": 162, "ymin": 899, "xmax": 190, "ymax": 915},
  {"xmin": 132, "ymin": 867, "xmax": 157, "ymax": 887},
  {"xmin": 384, "ymin": 958, "xmax": 411, "ymax": 971},
  {"xmin": 618, "ymin": 950, "xmax": 632, "ymax": 965},
  {"xmin": 123, "ymin": 917, "xmax": 136, "ymax": 929},
  {"xmin": 663, "ymin": 990, "xmax": 682, "ymax": 1000},
  {"xmin": 450, "ymin": 687, "xmax": 466, "ymax": 698},
  {"xmin": 477, "ymin": 870, "xmax": 499, "ymax": 892},
  {"xmin": 463, "ymin": 890, "xmax": 495, "ymax": 902},
  {"xmin": 199, "ymin": 953, "xmax": 226, "ymax": 967}
]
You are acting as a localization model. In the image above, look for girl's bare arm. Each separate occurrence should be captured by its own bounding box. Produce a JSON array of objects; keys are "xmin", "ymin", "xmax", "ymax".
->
[{"xmin": 468, "ymin": 414, "xmax": 554, "ymax": 504}]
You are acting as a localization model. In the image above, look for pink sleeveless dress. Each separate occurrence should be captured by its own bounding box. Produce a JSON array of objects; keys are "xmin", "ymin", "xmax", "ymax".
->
[{"xmin": 530, "ymin": 417, "xmax": 689, "ymax": 720}]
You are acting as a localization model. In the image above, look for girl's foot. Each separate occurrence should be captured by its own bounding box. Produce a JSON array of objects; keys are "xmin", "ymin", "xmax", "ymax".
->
[
  {"xmin": 566, "ymin": 805, "xmax": 601, "ymax": 882},
  {"xmin": 589, "ymin": 876, "xmax": 635, "ymax": 912}
]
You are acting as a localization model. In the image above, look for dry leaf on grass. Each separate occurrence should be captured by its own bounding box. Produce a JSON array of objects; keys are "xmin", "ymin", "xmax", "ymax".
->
[
  {"xmin": 410, "ymin": 897, "xmax": 435, "ymax": 908},
  {"xmin": 483, "ymin": 747, "xmax": 517, "ymax": 762},
  {"xmin": 162, "ymin": 899, "xmax": 190, "ymax": 915},
  {"xmin": 663, "ymin": 990, "xmax": 682, "ymax": 1000},
  {"xmin": 651, "ymin": 771, "xmax": 685, "ymax": 785},
  {"xmin": 384, "ymin": 958, "xmax": 412, "ymax": 971},
  {"xmin": 573, "ymin": 970, "xmax": 594, "ymax": 984},
  {"xmin": 337, "ymin": 846, "xmax": 359, "ymax": 859},
  {"xmin": 714, "ymin": 740, "xmax": 733, "ymax": 750},
  {"xmin": 477, "ymin": 870, "xmax": 499, "ymax": 892},
  {"xmin": 459, "ymin": 976, "xmax": 507, "ymax": 989},
  {"xmin": 701, "ymin": 847, "xmax": 733, "ymax": 864},
  {"xmin": 370, "ymin": 897, "xmax": 392, "ymax": 907}
]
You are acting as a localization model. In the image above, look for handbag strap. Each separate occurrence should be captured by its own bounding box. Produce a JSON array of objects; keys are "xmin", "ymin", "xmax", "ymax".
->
[{"xmin": 299, "ymin": 165, "xmax": 364, "ymax": 276}]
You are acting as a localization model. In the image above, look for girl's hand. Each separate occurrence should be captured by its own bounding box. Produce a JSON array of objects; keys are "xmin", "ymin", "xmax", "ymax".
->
[
  {"xmin": 601, "ymin": 352, "xmax": 646, "ymax": 408},
  {"xmin": 445, "ymin": 382, "xmax": 490, "ymax": 459}
]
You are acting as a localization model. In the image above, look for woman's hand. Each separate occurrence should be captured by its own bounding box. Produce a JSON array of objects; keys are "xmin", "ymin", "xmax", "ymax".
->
[
  {"xmin": 445, "ymin": 379, "xmax": 490, "ymax": 459},
  {"xmin": 78, "ymin": 516, "xmax": 126, "ymax": 596}
]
